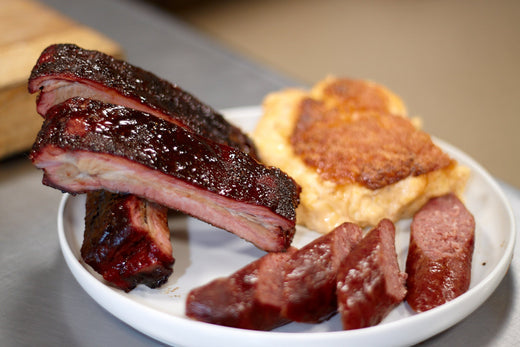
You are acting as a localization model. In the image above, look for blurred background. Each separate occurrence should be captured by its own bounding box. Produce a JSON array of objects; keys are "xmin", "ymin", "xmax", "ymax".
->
[
  {"xmin": 1, "ymin": 0, "xmax": 519, "ymax": 188},
  {"xmin": 147, "ymin": 0, "xmax": 520, "ymax": 188}
]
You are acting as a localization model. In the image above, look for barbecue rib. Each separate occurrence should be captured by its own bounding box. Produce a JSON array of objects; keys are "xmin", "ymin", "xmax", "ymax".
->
[
  {"xmin": 28, "ymin": 44, "xmax": 263, "ymax": 289},
  {"xmin": 82, "ymin": 190, "xmax": 174, "ymax": 292},
  {"xmin": 28, "ymin": 43, "xmax": 257, "ymax": 157},
  {"xmin": 30, "ymin": 97, "xmax": 300, "ymax": 252}
]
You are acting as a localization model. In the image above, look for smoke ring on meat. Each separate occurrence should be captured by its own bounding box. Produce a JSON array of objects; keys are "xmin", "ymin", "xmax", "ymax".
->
[{"xmin": 30, "ymin": 97, "xmax": 300, "ymax": 252}]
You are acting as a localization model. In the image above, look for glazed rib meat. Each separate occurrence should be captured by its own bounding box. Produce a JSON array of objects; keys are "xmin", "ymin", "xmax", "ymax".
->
[
  {"xmin": 28, "ymin": 43, "xmax": 257, "ymax": 157},
  {"xmin": 82, "ymin": 190, "xmax": 174, "ymax": 292},
  {"xmin": 30, "ymin": 97, "xmax": 300, "ymax": 252},
  {"xmin": 28, "ymin": 44, "xmax": 263, "ymax": 289},
  {"xmin": 336, "ymin": 219, "xmax": 407, "ymax": 330}
]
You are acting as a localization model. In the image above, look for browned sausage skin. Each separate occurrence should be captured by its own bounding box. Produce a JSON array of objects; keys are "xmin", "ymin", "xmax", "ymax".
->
[{"xmin": 405, "ymin": 193, "xmax": 475, "ymax": 312}]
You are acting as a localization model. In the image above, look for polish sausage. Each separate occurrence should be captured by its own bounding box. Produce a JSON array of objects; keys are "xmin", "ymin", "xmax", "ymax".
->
[{"xmin": 405, "ymin": 193, "xmax": 475, "ymax": 312}]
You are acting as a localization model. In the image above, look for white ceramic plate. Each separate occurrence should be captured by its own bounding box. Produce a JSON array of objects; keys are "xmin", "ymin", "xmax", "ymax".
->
[{"xmin": 58, "ymin": 106, "xmax": 516, "ymax": 347}]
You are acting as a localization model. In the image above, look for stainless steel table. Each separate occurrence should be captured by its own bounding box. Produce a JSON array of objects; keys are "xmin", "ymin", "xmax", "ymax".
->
[{"xmin": 1, "ymin": 1, "xmax": 518, "ymax": 346}]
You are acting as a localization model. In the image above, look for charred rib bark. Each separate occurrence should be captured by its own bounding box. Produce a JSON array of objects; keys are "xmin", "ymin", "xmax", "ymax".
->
[
  {"xmin": 30, "ymin": 97, "xmax": 299, "ymax": 252},
  {"xmin": 82, "ymin": 190, "xmax": 174, "ymax": 292},
  {"xmin": 29, "ymin": 43, "xmax": 256, "ymax": 157}
]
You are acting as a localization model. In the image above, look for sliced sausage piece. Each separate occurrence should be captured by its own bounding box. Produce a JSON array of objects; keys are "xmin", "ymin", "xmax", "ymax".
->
[
  {"xmin": 405, "ymin": 193, "xmax": 475, "ymax": 312},
  {"xmin": 282, "ymin": 222, "xmax": 363, "ymax": 323},
  {"xmin": 186, "ymin": 222, "xmax": 363, "ymax": 329},
  {"xmin": 185, "ymin": 248, "xmax": 296, "ymax": 330},
  {"xmin": 337, "ymin": 219, "xmax": 407, "ymax": 330}
]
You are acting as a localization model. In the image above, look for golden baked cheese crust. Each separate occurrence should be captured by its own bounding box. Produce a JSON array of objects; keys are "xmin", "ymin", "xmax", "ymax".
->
[{"xmin": 252, "ymin": 77, "xmax": 470, "ymax": 233}]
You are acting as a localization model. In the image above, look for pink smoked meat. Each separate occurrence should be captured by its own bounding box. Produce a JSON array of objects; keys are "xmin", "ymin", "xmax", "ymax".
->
[
  {"xmin": 405, "ymin": 193, "xmax": 475, "ymax": 312},
  {"xmin": 336, "ymin": 219, "xmax": 407, "ymax": 330},
  {"xmin": 29, "ymin": 97, "xmax": 300, "ymax": 252},
  {"xmin": 282, "ymin": 222, "xmax": 363, "ymax": 323},
  {"xmin": 186, "ymin": 248, "xmax": 296, "ymax": 330},
  {"xmin": 81, "ymin": 190, "xmax": 174, "ymax": 292},
  {"xmin": 28, "ymin": 43, "xmax": 257, "ymax": 157}
]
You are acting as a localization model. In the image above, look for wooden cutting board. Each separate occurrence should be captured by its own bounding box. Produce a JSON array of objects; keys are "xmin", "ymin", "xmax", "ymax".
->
[{"xmin": 0, "ymin": 0, "xmax": 123, "ymax": 160}]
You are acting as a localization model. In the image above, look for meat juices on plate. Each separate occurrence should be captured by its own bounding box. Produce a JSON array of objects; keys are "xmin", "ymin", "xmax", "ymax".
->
[
  {"xmin": 405, "ymin": 193, "xmax": 475, "ymax": 312},
  {"xmin": 336, "ymin": 219, "xmax": 407, "ymax": 330}
]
